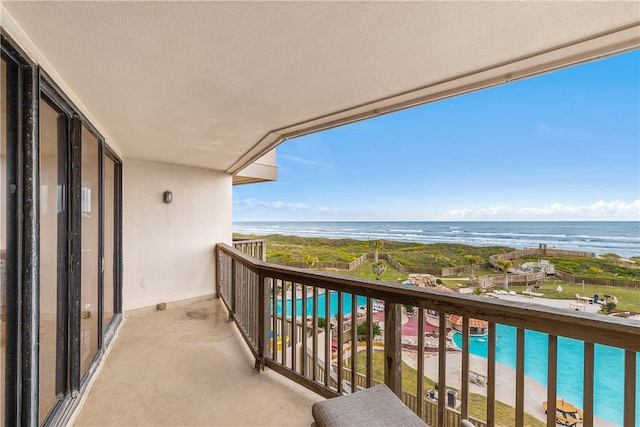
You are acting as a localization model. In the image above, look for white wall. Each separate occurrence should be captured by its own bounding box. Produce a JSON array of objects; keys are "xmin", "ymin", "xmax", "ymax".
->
[
  {"xmin": 234, "ymin": 149, "xmax": 278, "ymax": 185},
  {"xmin": 123, "ymin": 159, "xmax": 232, "ymax": 311}
]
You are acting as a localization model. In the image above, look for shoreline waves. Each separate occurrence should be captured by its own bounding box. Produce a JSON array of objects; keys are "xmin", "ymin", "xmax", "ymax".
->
[{"xmin": 233, "ymin": 221, "xmax": 640, "ymax": 258}]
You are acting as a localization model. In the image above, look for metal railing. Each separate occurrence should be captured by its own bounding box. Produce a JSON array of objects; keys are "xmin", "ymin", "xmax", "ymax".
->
[{"xmin": 216, "ymin": 243, "xmax": 639, "ymax": 427}]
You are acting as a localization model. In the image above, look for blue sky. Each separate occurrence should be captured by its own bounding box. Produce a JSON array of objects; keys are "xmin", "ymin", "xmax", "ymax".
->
[{"xmin": 234, "ymin": 51, "xmax": 640, "ymax": 222}]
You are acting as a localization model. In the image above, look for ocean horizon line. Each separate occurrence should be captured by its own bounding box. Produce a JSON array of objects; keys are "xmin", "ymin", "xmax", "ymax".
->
[{"xmin": 234, "ymin": 219, "xmax": 638, "ymax": 223}]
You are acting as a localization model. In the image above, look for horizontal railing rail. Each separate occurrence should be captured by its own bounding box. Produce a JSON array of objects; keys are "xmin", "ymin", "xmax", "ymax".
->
[{"xmin": 216, "ymin": 243, "xmax": 639, "ymax": 427}]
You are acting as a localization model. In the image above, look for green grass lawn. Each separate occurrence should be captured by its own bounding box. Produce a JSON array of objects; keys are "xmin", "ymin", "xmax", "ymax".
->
[
  {"xmin": 522, "ymin": 279, "xmax": 640, "ymax": 312},
  {"xmin": 345, "ymin": 351, "xmax": 544, "ymax": 427},
  {"xmin": 520, "ymin": 255, "xmax": 640, "ymax": 281},
  {"xmin": 321, "ymin": 259, "xmax": 409, "ymax": 283}
]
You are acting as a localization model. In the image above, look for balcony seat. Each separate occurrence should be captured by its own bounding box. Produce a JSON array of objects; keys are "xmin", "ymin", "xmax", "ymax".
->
[{"xmin": 312, "ymin": 384, "xmax": 427, "ymax": 427}]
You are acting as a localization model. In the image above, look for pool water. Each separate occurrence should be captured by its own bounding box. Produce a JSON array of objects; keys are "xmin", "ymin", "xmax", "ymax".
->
[
  {"xmin": 275, "ymin": 291, "xmax": 369, "ymax": 318},
  {"xmin": 453, "ymin": 325, "xmax": 640, "ymax": 426}
]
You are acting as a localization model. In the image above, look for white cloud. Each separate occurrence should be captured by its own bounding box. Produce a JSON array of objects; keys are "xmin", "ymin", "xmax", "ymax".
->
[
  {"xmin": 279, "ymin": 154, "xmax": 334, "ymax": 168},
  {"xmin": 235, "ymin": 198, "xmax": 309, "ymax": 211},
  {"xmin": 233, "ymin": 198, "xmax": 349, "ymax": 220},
  {"xmin": 445, "ymin": 200, "xmax": 640, "ymax": 220}
]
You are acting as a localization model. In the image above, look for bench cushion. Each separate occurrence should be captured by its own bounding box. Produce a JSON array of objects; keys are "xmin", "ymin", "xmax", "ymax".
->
[{"xmin": 312, "ymin": 384, "xmax": 427, "ymax": 427}]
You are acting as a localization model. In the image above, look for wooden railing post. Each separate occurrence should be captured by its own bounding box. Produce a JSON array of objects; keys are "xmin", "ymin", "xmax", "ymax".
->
[
  {"xmin": 384, "ymin": 301, "xmax": 402, "ymax": 397},
  {"xmin": 624, "ymin": 350, "xmax": 636, "ymax": 427},
  {"xmin": 230, "ymin": 258, "xmax": 236, "ymax": 322},
  {"xmin": 438, "ymin": 312, "xmax": 447, "ymax": 427},
  {"xmin": 214, "ymin": 246, "xmax": 221, "ymax": 298},
  {"xmin": 461, "ymin": 316, "xmax": 470, "ymax": 419},
  {"xmin": 256, "ymin": 271, "xmax": 268, "ymax": 371}
]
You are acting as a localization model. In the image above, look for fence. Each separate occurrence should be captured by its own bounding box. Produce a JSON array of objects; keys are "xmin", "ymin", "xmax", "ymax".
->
[
  {"xmin": 487, "ymin": 246, "xmax": 639, "ymax": 289},
  {"xmin": 555, "ymin": 271, "xmax": 639, "ymax": 289},
  {"xmin": 232, "ymin": 239, "xmax": 267, "ymax": 262},
  {"xmin": 472, "ymin": 273, "xmax": 546, "ymax": 289},
  {"xmin": 489, "ymin": 246, "xmax": 594, "ymax": 264}
]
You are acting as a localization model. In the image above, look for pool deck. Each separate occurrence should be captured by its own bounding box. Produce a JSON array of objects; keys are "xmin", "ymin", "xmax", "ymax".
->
[
  {"xmin": 490, "ymin": 293, "xmax": 603, "ymax": 314},
  {"xmin": 399, "ymin": 294, "xmax": 615, "ymax": 426},
  {"xmin": 401, "ymin": 350, "xmax": 616, "ymax": 426}
]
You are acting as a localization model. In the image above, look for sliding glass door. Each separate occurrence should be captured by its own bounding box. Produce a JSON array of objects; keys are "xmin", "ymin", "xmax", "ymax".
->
[
  {"xmin": 38, "ymin": 97, "xmax": 68, "ymax": 424},
  {"xmin": 80, "ymin": 126, "xmax": 100, "ymax": 378},
  {"xmin": 1, "ymin": 42, "xmax": 23, "ymax": 427},
  {"xmin": 1, "ymin": 52, "xmax": 9, "ymax": 427},
  {"xmin": 103, "ymin": 155, "xmax": 117, "ymax": 329},
  {"xmin": 2, "ymin": 35, "xmax": 122, "ymax": 425},
  {"xmin": 36, "ymin": 83, "xmax": 122, "ymax": 425}
]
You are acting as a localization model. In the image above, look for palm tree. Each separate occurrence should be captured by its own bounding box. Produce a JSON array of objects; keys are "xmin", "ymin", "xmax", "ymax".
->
[
  {"xmin": 495, "ymin": 259, "xmax": 512, "ymax": 290},
  {"xmin": 463, "ymin": 255, "xmax": 483, "ymax": 280},
  {"xmin": 371, "ymin": 261, "xmax": 387, "ymax": 280},
  {"xmin": 370, "ymin": 239, "xmax": 384, "ymax": 263},
  {"xmin": 303, "ymin": 254, "xmax": 318, "ymax": 269}
]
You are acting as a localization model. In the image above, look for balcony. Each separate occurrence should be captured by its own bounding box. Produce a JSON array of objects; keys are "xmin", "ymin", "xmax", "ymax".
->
[
  {"xmin": 74, "ymin": 243, "xmax": 638, "ymax": 426},
  {"xmin": 72, "ymin": 298, "xmax": 321, "ymax": 426}
]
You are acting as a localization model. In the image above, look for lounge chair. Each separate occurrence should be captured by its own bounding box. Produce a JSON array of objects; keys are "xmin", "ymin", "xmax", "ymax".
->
[
  {"xmin": 312, "ymin": 384, "xmax": 427, "ymax": 427},
  {"xmin": 469, "ymin": 370, "xmax": 487, "ymax": 387}
]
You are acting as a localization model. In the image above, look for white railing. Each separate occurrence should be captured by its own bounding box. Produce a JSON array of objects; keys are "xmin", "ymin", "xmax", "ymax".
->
[{"xmin": 216, "ymin": 243, "xmax": 639, "ymax": 427}]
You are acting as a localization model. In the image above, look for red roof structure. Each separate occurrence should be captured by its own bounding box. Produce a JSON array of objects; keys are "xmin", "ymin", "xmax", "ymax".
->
[{"xmin": 448, "ymin": 315, "xmax": 489, "ymax": 334}]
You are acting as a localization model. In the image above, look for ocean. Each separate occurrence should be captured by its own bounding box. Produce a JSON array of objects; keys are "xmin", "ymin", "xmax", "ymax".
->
[{"xmin": 232, "ymin": 221, "xmax": 639, "ymax": 258}]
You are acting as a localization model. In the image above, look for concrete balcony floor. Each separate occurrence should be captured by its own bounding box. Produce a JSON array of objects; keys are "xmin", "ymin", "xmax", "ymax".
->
[{"xmin": 73, "ymin": 299, "xmax": 322, "ymax": 426}]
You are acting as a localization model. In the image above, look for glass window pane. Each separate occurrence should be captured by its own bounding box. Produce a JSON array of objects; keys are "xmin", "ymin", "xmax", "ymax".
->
[
  {"xmin": 1, "ymin": 57, "xmax": 7, "ymax": 427},
  {"xmin": 39, "ymin": 98, "xmax": 63, "ymax": 423},
  {"xmin": 103, "ymin": 156, "xmax": 115, "ymax": 328},
  {"xmin": 80, "ymin": 126, "xmax": 99, "ymax": 377}
]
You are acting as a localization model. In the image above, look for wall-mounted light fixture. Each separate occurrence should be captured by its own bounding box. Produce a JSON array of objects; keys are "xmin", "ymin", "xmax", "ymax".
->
[{"xmin": 163, "ymin": 191, "xmax": 173, "ymax": 204}]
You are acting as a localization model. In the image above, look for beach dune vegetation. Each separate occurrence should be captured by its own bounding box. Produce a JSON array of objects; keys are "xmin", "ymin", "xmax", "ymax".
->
[
  {"xmin": 233, "ymin": 234, "xmax": 640, "ymax": 287},
  {"xmin": 234, "ymin": 233, "xmax": 514, "ymax": 268}
]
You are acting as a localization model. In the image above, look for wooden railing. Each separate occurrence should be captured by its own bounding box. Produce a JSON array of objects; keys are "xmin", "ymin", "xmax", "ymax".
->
[
  {"xmin": 555, "ymin": 270, "xmax": 640, "ymax": 289},
  {"xmin": 216, "ymin": 243, "xmax": 639, "ymax": 427},
  {"xmin": 232, "ymin": 238, "xmax": 266, "ymax": 262},
  {"xmin": 472, "ymin": 273, "xmax": 546, "ymax": 288}
]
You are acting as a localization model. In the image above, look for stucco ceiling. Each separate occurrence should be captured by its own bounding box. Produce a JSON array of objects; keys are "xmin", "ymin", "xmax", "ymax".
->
[{"xmin": 2, "ymin": 1, "xmax": 638, "ymax": 173}]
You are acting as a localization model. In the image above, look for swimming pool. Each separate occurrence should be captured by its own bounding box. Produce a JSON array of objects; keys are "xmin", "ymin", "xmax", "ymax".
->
[
  {"xmin": 453, "ymin": 325, "xmax": 640, "ymax": 426},
  {"xmin": 275, "ymin": 291, "xmax": 369, "ymax": 318}
]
